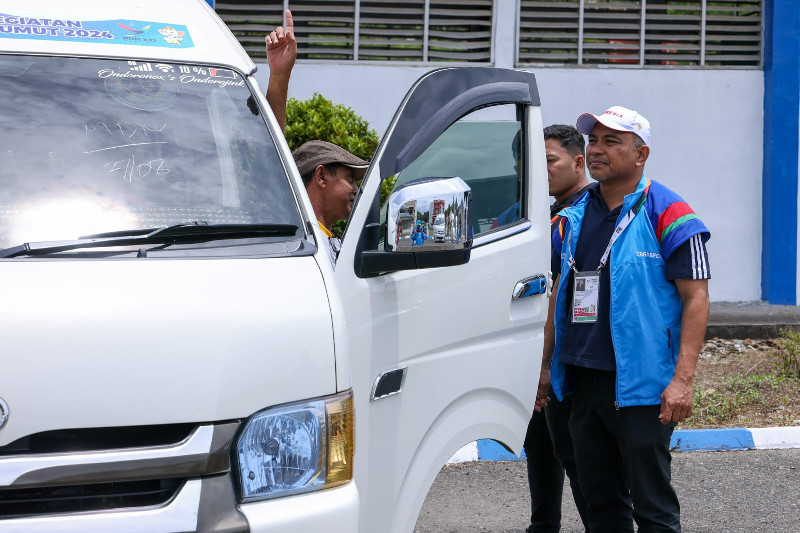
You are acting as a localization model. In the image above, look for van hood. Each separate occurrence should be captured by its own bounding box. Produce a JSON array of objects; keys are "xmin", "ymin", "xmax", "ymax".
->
[{"xmin": 0, "ymin": 257, "xmax": 336, "ymax": 446}]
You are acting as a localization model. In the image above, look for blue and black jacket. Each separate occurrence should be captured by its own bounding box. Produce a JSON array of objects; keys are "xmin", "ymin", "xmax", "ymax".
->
[{"xmin": 551, "ymin": 174, "xmax": 710, "ymax": 407}]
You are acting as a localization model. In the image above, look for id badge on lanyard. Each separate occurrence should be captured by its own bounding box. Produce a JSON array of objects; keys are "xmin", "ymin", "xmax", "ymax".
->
[
  {"xmin": 567, "ymin": 181, "xmax": 651, "ymax": 325},
  {"xmin": 572, "ymin": 271, "xmax": 600, "ymax": 323}
]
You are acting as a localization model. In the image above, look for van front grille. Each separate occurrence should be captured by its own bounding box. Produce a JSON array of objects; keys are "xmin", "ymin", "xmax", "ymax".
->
[
  {"xmin": 0, "ymin": 422, "xmax": 239, "ymax": 523},
  {"xmin": 0, "ymin": 424, "xmax": 197, "ymax": 456},
  {"xmin": 0, "ymin": 478, "xmax": 182, "ymax": 518}
]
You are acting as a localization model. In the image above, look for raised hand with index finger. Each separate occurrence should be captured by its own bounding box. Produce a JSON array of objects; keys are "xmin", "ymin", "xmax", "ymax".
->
[{"xmin": 266, "ymin": 9, "xmax": 296, "ymax": 78}]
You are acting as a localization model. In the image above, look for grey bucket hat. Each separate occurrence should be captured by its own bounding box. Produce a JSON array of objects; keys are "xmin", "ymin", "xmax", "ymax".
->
[{"xmin": 292, "ymin": 140, "xmax": 370, "ymax": 179}]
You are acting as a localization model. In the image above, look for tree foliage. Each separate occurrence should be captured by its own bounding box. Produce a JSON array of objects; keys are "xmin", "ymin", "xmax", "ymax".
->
[
  {"xmin": 284, "ymin": 93, "xmax": 379, "ymax": 160},
  {"xmin": 284, "ymin": 93, "xmax": 396, "ymax": 237}
]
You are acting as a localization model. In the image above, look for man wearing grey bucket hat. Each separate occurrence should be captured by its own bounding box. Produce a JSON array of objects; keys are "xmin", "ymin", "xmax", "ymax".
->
[
  {"xmin": 292, "ymin": 140, "xmax": 369, "ymax": 266},
  {"xmin": 263, "ymin": 15, "xmax": 370, "ymax": 266}
]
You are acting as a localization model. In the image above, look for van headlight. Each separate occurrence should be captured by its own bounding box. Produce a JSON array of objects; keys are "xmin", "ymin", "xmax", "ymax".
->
[{"xmin": 235, "ymin": 390, "xmax": 354, "ymax": 502}]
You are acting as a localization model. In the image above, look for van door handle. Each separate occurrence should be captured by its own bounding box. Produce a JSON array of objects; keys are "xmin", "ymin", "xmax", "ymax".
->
[{"xmin": 513, "ymin": 274, "xmax": 547, "ymax": 299}]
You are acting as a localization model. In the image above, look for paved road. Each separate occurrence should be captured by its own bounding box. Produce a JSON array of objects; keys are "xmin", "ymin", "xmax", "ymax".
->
[{"xmin": 415, "ymin": 449, "xmax": 800, "ymax": 533}]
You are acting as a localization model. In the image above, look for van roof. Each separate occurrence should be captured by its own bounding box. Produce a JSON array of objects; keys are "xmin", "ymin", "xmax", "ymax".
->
[{"xmin": 0, "ymin": 0, "xmax": 255, "ymax": 73}]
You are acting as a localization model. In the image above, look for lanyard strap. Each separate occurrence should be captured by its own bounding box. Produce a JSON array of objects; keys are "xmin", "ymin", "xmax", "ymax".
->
[{"xmin": 568, "ymin": 180, "xmax": 651, "ymax": 273}]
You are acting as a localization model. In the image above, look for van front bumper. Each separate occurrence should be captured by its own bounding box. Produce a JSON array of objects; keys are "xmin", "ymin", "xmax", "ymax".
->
[
  {"xmin": 241, "ymin": 481, "xmax": 359, "ymax": 532},
  {"xmin": 0, "ymin": 419, "xmax": 358, "ymax": 533},
  {"xmin": 0, "ymin": 478, "xmax": 359, "ymax": 533}
]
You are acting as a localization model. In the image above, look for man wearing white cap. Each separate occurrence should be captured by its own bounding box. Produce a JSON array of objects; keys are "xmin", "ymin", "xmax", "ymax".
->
[{"xmin": 536, "ymin": 106, "xmax": 711, "ymax": 532}]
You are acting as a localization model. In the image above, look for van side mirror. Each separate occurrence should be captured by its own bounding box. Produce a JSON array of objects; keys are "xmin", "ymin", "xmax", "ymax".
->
[
  {"xmin": 386, "ymin": 177, "xmax": 472, "ymax": 252},
  {"xmin": 357, "ymin": 177, "xmax": 472, "ymax": 277}
]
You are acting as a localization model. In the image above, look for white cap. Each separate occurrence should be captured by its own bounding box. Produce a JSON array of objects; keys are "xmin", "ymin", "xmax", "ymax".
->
[{"xmin": 576, "ymin": 106, "xmax": 651, "ymax": 147}]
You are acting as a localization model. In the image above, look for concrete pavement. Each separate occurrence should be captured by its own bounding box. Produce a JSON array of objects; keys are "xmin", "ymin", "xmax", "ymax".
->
[{"xmin": 416, "ymin": 449, "xmax": 800, "ymax": 533}]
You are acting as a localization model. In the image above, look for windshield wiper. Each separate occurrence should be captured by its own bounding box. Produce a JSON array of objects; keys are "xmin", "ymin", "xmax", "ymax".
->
[
  {"xmin": 0, "ymin": 222, "xmax": 299, "ymax": 258},
  {"xmin": 79, "ymin": 221, "xmax": 250, "ymax": 239}
]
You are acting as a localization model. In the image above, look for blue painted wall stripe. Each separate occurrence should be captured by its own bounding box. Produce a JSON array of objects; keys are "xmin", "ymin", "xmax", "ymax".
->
[{"xmin": 762, "ymin": 0, "xmax": 800, "ymax": 304}]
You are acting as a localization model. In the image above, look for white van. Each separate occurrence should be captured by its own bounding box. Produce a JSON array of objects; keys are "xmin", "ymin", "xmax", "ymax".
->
[
  {"xmin": 0, "ymin": 2, "xmax": 551, "ymax": 532},
  {"xmin": 432, "ymin": 213, "xmax": 446, "ymax": 242}
]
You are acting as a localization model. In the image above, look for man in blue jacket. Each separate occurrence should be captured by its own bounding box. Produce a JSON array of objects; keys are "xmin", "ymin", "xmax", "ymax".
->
[{"xmin": 536, "ymin": 106, "xmax": 710, "ymax": 532}]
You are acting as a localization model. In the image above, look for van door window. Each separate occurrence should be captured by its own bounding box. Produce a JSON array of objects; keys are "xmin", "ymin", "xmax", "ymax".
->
[{"xmin": 379, "ymin": 104, "xmax": 524, "ymax": 247}]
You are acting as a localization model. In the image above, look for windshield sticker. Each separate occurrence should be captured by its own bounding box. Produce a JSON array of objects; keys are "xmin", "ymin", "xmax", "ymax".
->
[
  {"xmin": 104, "ymin": 74, "xmax": 179, "ymax": 111},
  {"xmin": 97, "ymin": 64, "xmax": 245, "ymax": 90},
  {"xmin": 0, "ymin": 13, "xmax": 194, "ymax": 48}
]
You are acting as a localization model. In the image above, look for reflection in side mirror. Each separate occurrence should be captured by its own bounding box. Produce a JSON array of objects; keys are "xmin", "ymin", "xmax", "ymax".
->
[{"xmin": 385, "ymin": 177, "xmax": 472, "ymax": 253}]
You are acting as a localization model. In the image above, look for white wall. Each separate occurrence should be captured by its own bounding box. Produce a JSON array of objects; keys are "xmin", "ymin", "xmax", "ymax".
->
[
  {"xmin": 253, "ymin": 63, "xmax": 763, "ymax": 303},
  {"xmin": 534, "ymin": 68, "xmax": 764, "ymax": 304}
]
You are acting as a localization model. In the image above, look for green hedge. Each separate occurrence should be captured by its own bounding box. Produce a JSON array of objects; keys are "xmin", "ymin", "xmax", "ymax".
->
[{"xmin": 284, "ymin": 93, "xmax": 379, "ymax": 160}]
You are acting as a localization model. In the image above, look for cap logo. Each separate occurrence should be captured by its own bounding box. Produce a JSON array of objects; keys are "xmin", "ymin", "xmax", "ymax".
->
[{"xmin": 604, "ymin": 110, "xmax": 624, "ymax": 118}]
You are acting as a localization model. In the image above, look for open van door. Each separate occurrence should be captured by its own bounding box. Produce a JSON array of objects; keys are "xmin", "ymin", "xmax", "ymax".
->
[{"xmin": 335, "ymin": 68, "xmax": 551, "ymax": 533}]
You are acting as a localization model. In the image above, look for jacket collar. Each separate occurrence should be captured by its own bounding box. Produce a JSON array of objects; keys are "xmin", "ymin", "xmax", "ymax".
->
[
  {"xmin": 550, "ymin": 184, "xmax": 592, "ymax": 217},
  {"xmin": 620, "ymin": 174, "xmax": 649, "ymax": 215}
]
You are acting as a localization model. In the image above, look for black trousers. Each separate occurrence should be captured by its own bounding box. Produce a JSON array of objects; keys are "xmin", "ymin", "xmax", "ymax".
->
[
  {"xmin": 568, "ymin": 366, "xmax": 680, "ymax": 533},
  {"xmin": 523, "ymin": 387, "xmax": 589, "ymax": 533}
]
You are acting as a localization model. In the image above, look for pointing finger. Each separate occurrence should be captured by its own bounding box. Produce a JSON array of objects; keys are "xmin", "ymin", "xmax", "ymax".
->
[{"xmin": 285, "ymin": 9, "xmax": 294, "ymax": 31}]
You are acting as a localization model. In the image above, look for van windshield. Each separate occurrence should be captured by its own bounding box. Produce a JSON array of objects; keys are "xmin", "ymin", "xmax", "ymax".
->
[{"xmin": 0, "ymin": 54, "xmax": 302, "ymax": 256}]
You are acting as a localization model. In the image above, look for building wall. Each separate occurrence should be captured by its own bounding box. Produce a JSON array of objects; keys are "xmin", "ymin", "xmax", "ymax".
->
[
  {"xmin": 254, "ymin": 62, "xmax": 763, "ymax": 303},
  {"xmin": 535, "ymin": 68, "xmax": 764, "ymax": 304},
  {"xmin": 249, "ymin": 0, "xmax": 769, "ymax": 303}
]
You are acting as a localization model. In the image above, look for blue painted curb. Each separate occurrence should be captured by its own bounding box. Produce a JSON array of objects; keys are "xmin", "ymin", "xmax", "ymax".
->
[
  {"xmin": 474, "ymin": 426, "xmax": 799, "ymax": 461},
  {"xmin": 669, "ymin": 428, "xmax": 755, "ymax": 452},
  {"xmin": 477, "ymin": 439, "xmax": 521, "ymax": 462}
]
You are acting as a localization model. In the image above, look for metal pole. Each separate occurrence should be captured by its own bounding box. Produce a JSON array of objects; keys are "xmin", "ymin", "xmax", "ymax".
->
[
  {"xmin": 700, "ymin": 0, "xmax": 707, "ymax": 66},
  {"xmin": 578, "ymin": 0, "xmax": 585, "ymax": 65},
  {"xmin": 513, "ymin": 0, "xmax": 520, "ymax": 67},
  {"xmin": 354, "ymin": 0, "xmax": 361, "ymax": 61},
  {"xmin": 423, "ymin": 0, "xmax": 430, "ymax": 62},
  {"xmin": 640, "ymin": 0, "xmax": 647, "ymax": 66}
]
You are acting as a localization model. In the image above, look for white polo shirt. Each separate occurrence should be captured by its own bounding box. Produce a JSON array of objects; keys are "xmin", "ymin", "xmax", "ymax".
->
[{"xmin": 318, "ymin": 221, "xmax": 341, "ymax": 266}]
